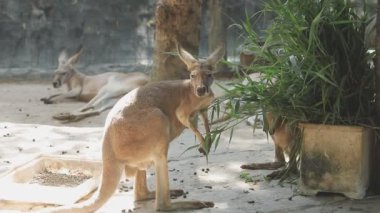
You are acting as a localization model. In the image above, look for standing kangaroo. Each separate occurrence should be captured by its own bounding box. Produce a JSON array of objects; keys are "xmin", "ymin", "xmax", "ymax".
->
[
  {"xmin": 47, "ymin": 45, "xmax": 225, "ymax": 212},
  {"xmin": 40, "ymin": 47, "xmax": 149, "ymax": 122},
  {"xmin": 241, "ymin": 112, "xmax": 295, "ymax": 178}
]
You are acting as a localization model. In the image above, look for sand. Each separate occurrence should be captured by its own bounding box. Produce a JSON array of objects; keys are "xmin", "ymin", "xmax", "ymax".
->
[{"xmin": 0, "ymin": 81, "xmax": 379, "ymax": 213}]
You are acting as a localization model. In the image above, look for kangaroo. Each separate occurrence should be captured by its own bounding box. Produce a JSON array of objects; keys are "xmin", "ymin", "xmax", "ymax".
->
[
  {"xmin": 210, "ymin": 71, "xmax": 294, "ymax": 177},
  {"xmin": 40, "ymin": 47, "xmax": 149, "ymax": 122},
  {"xmin": 46, "ymin": 45, "xmax": 224, "ymax": 212},
  {"xmin": 241, "ymin": 112, "xmax": 295, "ymax": 178}
]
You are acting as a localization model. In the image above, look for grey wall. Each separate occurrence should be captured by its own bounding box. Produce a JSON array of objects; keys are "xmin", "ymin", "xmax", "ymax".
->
[
  {"xmin": 0, "ymin": 0, "xmax": 154, "ymax": 80},
  {"xmin": 0, "ymin": 0, "xmax": 264, "ymax": 81}
]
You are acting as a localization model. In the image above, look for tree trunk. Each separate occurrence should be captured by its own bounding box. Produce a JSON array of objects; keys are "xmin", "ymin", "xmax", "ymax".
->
[
  {"xmin": 372, "ymin": 0, "xmax": 380, "ymax": 193},
  {"xmin": 208, "ymin": 0, "xmax": 229, "ymax": 75},
  {"xmin": 208, "ymin": 0, "xmax": 226, "ymax": 54},
  {"xmin": 151, "ymin": 0, "xmax": 202, "ymax": 81}
]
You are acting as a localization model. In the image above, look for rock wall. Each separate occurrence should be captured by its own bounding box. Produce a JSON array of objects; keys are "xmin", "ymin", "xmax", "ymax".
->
[{"xmin": 0, "ymin": 0, "xmax": 154, "ymax": 80}]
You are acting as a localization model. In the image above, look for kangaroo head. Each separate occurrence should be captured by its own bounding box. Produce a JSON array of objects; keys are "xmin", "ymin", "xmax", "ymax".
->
[
  {"xmin": 177, "ymin": 45, "xmax": 225, "ymax": 97},
  {"xmin": 52, "ymin": 47, "xmax": 83, "ymax": 88}
]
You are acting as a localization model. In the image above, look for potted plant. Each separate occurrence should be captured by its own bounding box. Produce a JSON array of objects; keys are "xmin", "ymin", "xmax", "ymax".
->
[{"xmin": 211, "ymin": 0, "xmax": 377, "ymax": 199}]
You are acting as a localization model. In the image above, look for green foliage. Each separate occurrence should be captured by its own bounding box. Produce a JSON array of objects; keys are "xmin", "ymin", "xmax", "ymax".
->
[
  {"xmin": 209, "ymin": 0, "xmax": 376, "ymax": 130},
  {"xmin": 206, "ymin": 0, "xmax": 376, "ymax": 180},
  {"xmin": 233, "ymin": 0, "xmax": 375, "ymax": 126}
]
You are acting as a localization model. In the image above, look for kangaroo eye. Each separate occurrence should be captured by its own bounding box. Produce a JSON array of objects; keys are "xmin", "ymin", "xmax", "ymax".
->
[
  {"xmin": 190, "ymin": 74, "xmax": 195, "ymax": 78},
  {"xmin": 207, "ymin": 74, "xmax": 212, "ymax": 78}
]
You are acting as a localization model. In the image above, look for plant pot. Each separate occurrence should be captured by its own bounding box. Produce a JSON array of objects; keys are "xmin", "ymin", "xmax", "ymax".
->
[{"xmin": 298, "ymin": 123, "xmax": 373, "ymax": 199}]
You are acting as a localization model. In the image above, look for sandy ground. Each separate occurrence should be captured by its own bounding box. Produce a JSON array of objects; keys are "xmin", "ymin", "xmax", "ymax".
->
[{"xmin": 0, "ymin": 81, "xmax": 380, "ymax": 213}]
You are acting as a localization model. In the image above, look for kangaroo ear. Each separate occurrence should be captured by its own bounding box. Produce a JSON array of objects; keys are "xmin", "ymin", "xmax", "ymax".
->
[
  {"xmin": 177, "ymin": 45, "xmax": 198, "ymax": 70},
  {"xmin": 58, "ymin": 51, "xmax": 68, "ymax": 66},
  {"xmin": 207, "ymin": 45, "xmax": 225, "ymax": 66},
  {"xmin": 67, "ymin": 46, "xmax": 83, "ymax": 65}
]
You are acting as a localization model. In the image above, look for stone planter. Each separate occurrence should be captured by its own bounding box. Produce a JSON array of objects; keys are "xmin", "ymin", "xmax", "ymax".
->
[{"xmin": 298, "ymin": 123, "xmax": 373, "ymax": 199}]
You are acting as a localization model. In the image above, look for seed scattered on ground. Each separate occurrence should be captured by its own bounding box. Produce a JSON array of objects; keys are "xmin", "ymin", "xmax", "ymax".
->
[
  {"xmin": 248, "ymin": 200, "xmax": 255, "ymax": 204},
  {"xmin": 193, "ymin": 172, "xmax": 197, "ymax": 175},
  {"xmin": 243, "ymin": 190, "xmax": 249, "ymax": 193},
  {"xmin": 288, "ymin": 196, "xmax": 293, "ymax": 201},
  {"xmin": 249, "ymin": 188, "xmax": 255, "ymax": 191},
  {"xmin": 32, "ymin": 138, "xmax": 35, "ymax": 142},
  {"xmin": 173, "ymin": 178, "xmax": 177, "ymax": 181},
  {"xmin": 180, "ymin": 180, "xmax": 184, "ymax": 183},
  {"xmin": 30, "ymin": 169, "xmax": 92, "ymax": 187},
  {"xmin": 18, "ymin": 108, "xmax": 22, "ymax": 112},
  {"xmin": 26, "ymin": 114, "xmax": 30, "ymax": 117},
  {"xmin": 76, "ymin": 150, "xmax": 80, "ymax": 153},
  {"xmin": 18, "ymin": 147, "xmax": 23, "ymax": 152},
  {"xmin": 204, "ymin": 186, "xmax": 212, "ymax": 189},
  {"xmin": 183, "ymin": 194, "xmax": 187, "ymax": 198},
  {"xmin": 61, "ymin": 151, "xmax": 67, "ymax": 155}
]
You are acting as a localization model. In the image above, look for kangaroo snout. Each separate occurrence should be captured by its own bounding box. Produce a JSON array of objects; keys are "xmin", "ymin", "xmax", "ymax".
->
[
  {"xmin": 53, "ymin": 81, "xmax": 60, "ymax": 88},
  {"xmin": 196, "ymin": 86, "xmax": 207, "ymax": 96}
]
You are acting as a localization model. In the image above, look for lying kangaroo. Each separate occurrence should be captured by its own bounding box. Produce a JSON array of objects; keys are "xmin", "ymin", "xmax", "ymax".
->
[
  {"xmin": 40, "ymin": 47, "xmax": 149, "ymax": 122},
  {"xmin": 46, "ymin": 45, "xmax": 224, "ymax": 213},
  {"xmin": 241, "ymin": 112, "xmax": 295, "ymax": 178}
]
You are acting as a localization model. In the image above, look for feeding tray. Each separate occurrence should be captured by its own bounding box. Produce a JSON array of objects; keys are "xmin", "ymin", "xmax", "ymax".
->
[{"xmin": 0, "ymin": 155, "xmax": 102, "ymax": 205}]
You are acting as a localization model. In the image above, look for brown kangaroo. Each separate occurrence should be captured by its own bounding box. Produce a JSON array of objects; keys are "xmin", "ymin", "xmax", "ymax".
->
[
  {"xmin": 241, "ymin": 112, "xmax": 294, "ymax": 178},
  {"xmin": 45, "ymin": 45, "xmax": 225, "ymax": 212},
  {"xmin": 40, "ymin": 47, "xmax": 149, "ymax": 122}
]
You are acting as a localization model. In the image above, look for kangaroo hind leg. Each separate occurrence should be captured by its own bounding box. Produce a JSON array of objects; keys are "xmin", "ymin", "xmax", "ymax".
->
[
  {"xmin": 154, "ymin": 155, "xmax": 213, "ymax": 211},
  {"xmin": 133, "ymin": 169, "xmax": 183, "ymax": 202}
]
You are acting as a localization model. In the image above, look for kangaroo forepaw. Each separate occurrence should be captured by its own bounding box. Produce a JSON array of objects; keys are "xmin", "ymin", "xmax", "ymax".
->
[
  {"xmin": 198, "ymin": 145, "xmax": 211, "ymax": 156},
  {"xmin": 198, "ymin": 146, "xmax": 207, "ymax": 155}
]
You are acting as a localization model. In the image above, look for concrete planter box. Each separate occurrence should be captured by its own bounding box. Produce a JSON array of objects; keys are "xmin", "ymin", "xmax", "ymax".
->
[{"xmin": 298, "ymin": 123, "xmax": 373, "ymax": 199}]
